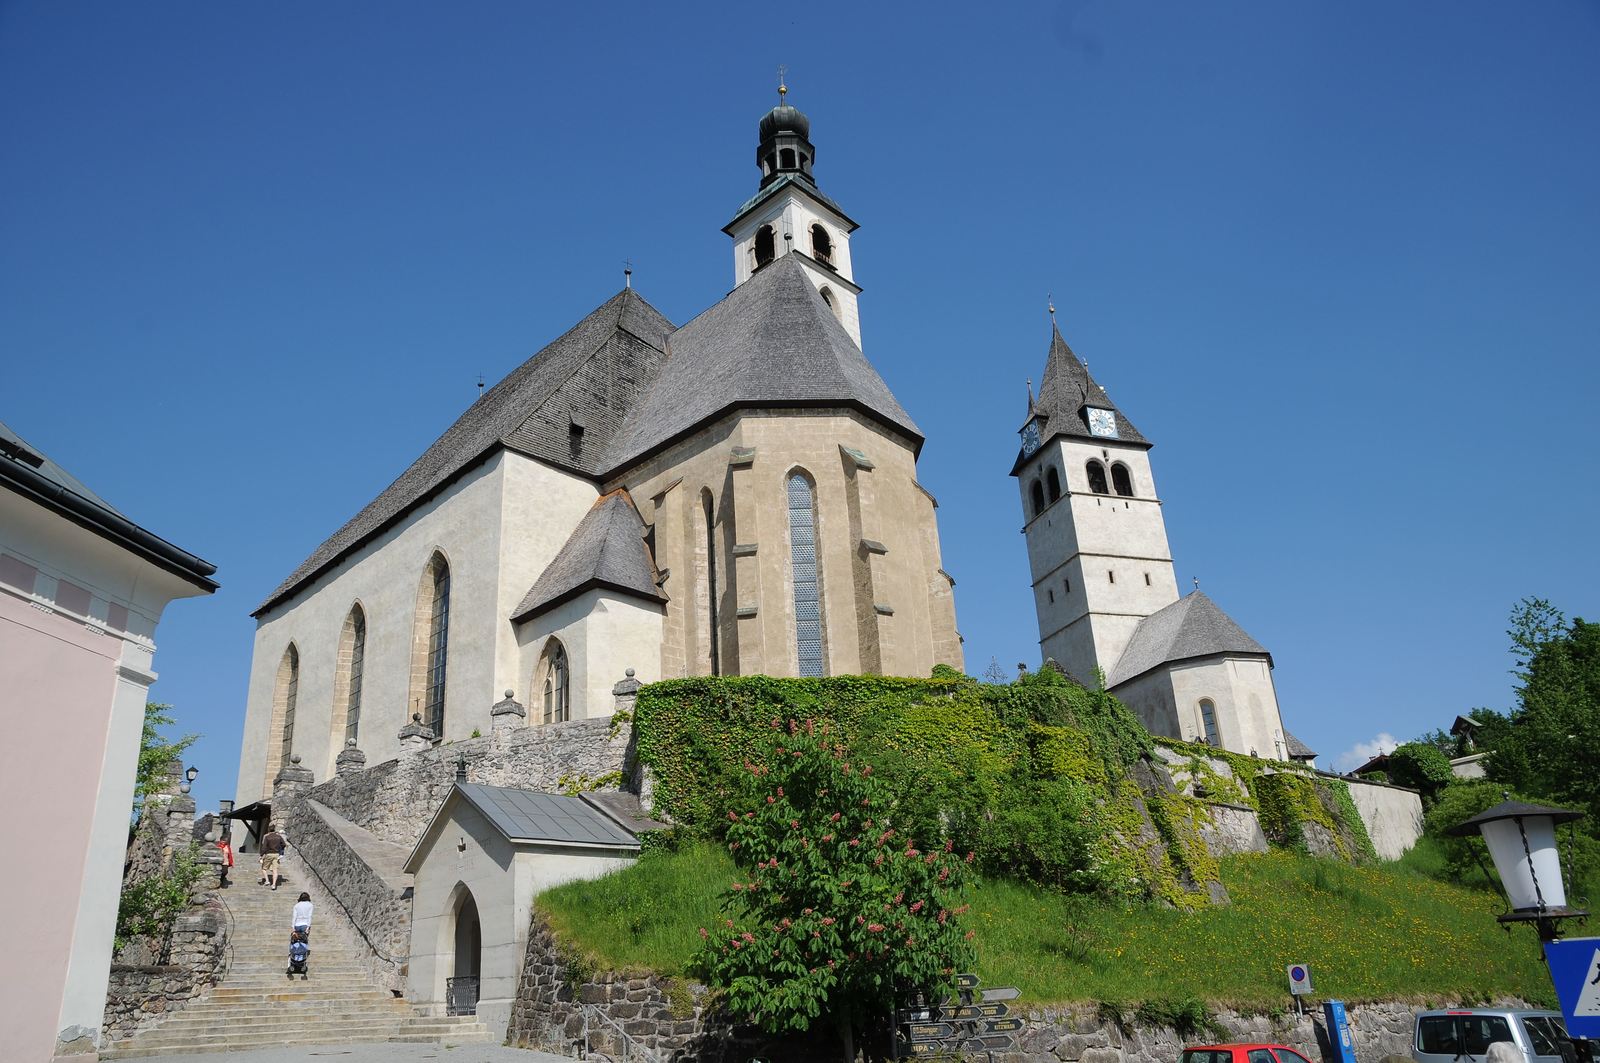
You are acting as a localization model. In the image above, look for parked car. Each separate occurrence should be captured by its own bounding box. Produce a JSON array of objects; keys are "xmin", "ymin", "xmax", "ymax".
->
[
  {"xmin": 1183, "ymin": 1044, "xmax": 1317, "ymax": 1063},
  {"xmin": 1414, "ymin": 1008, "xmax": 1584, "ymax": 1063}
]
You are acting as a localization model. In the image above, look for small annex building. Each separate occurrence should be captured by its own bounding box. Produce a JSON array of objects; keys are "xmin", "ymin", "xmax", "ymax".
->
[{"xmin": 403, "ymin": 779, "xmax": 659, "ymax": 1039}]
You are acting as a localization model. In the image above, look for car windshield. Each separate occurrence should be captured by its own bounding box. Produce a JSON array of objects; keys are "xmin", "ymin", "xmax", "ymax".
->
[
  {"xmin": 1522, "ymin": 1017, "xmax": 1568, "ymax": 1058},
  {"xmin": 1183, "ymin": 1051, "xmax": 1234, "ymax": 1063}
]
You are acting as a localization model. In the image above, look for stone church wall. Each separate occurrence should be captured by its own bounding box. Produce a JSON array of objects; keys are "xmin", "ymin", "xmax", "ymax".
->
[{"xmin": 1344, "ymin": 775, "xmax": 1424, "ymax": 860}]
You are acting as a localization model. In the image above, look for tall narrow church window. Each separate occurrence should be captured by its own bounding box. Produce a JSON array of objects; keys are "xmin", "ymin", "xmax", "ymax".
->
[
  {"xmin": 1046, "ymin": 467, "xmax": 1062, "ymax": 502},
  {"xmin": 424, "ymin": 554, "xmax": 451, "ymax": 735},
  {"xmin": 788, "ymin": 471, "xmax": 824, "ymax": 677},
  {"xmin": 1086, "ymin": 460, "xmax": 1110, "ymax": 495},
  {"xmin": 754, "ymin": 225, "xmax": 776, "ymax": 269},
  {"xmin": 1111, "ymin": 463, "xmax": 1134, "ymax": 497},
  {"xmin": 541, "ymin": 640, "xmax": 570, "ymax": 724},
  {"xmin": 1030, "ymin": 480, "xmax": 1045, "ymax": 518},
  {"xmin": 811, "ymin": 224, "xmax": 833, "ymax": 265},
  {"xmin": 702, "ymin": 488, "xmax": 720, "ymax": 674},
  {"xmin": 343, "ymin": 605, "xmax": 366, "ymax": 746},
  {"xmin": 1200, "ymin": 699, "xmax": 1220, "ymax": 746},
  {"xmin": 270, "ymin": 643, "xmax": 299, "ymax": 787}
]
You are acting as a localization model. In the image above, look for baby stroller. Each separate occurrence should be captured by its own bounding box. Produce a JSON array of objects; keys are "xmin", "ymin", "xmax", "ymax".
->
[{"xmin": 286, "ymin": 928, "xmax": 310, "ymax": 979}]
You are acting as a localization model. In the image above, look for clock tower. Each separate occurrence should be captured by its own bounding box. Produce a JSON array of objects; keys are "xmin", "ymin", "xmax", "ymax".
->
[{"xmin": 1012, "ymin": 322, "xmax": 1179, "ymax": 686}]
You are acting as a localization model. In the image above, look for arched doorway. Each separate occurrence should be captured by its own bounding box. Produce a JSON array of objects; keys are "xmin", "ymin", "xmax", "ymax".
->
[{"xmin": 447, "ymin": 889, "xmax": 481, "ymax": 1015}]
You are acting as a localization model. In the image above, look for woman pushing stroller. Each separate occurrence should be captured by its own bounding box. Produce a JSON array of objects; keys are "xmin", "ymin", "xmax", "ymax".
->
[{"xmin": 286, "ymin": 892, "xmax": 313, "ymax": 979}]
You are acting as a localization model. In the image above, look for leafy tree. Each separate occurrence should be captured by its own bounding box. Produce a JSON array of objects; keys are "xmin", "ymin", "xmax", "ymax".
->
[
  {"xmin": 694, "ymin": 718, "xmax": 975, "ymax": 1061},
  {"xmin": 135, "ymin": 702, "xmax": 197, "ymax": 817},
  {"xmin": 1424, "ymin": 781, "xmax": 1600, "ymax": 904},
  {"xmin": 1386, "ymin": 742, "xmax": 1455, "ymax": 803},
  {"xmin": 1486, "ymin": 599, "xmax": 1600, "ymax": 820}
]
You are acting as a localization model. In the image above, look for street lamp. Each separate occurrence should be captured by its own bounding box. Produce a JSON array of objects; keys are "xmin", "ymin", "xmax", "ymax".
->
[
  {"xmin": 1448, "ymin": 796, "xmax": 1587, "ymax": 941},
  {"xmin": 180, "ymin": 764, "xmax": 199, "ymax": 794}
]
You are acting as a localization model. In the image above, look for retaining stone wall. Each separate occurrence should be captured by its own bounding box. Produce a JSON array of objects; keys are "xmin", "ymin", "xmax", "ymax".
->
[
  {"xmin": 102, "ymin": 905, "xmax": 226, "ymax": 1040},
  {"xmin": 302, "ymin": 717, "xmax": 629, "ymax": 847},
  {"xmin": 508, "ymin": 905, "xmax": 1514, "ymax": 1063},
  {"xmin": 286, "ymin": 800, "xmax": 411, "ymax": 994}
]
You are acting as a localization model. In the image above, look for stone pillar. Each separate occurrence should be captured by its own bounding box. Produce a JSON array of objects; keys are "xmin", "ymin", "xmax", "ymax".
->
[
  {"xmin": 491, "ymin": 689, "xmax": 526, "ymax": 737},
  {"xmin": 335, "ymin": 738, "xmax": 368, "ymax": 776},
  {"xmin": 398, "ymin": 712, "xmax": 436, "ymax": 753},
  {"xmin": 194, "ymin": 827, "xmax": 225, "ymax": 893},
  {"xmin": 612, "ymin": 669, "xmax": 641, "ymax": 715},
  {"xmin": 272, "ymin": 753, "xmax": 316, "ymax": 804},
  {"xmin": 163, "ymin": 793, "xmax": 196, "ymax": 867}
]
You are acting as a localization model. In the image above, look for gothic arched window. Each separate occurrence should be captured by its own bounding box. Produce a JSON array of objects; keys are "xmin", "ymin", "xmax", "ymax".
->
[
  {"xmin": 541, "ymin": 640, "xmax": 570, "ymax": 724},
  {"xmin": 1030, "ymin": 479, "xmax": 1046, "ymax": 518},
  {"xmin": 409, "ymin": 552, "xmax": 451, "ymax": 737},
  {"xmin": 787, "ymin": 470, "xmax": 825, "ymax": 677},
  {"xmin": 754, "ymin": 225, "xmax": 776, "ymax": 269},
  {"xmin": 333, "ymin": 604, "xmax": 366, "ymax": 749},
  {"xmin": 1046, "ymin": 467, "xmax": 1062, "ymax": 503},
  {"xmin": 1086, "ymin": 460, "xmax": 1110, "ymax": 495},
  {"xmin": 811, "ymin": 224, "xmax": 833, "ymax": 265},
  {"xmin": 1199, "ymin": 699, "xmax": 1220, "ymax": 746},
  {"xmin": 268, "ymin": 643, "xmax": 299, "ymax": 789},
  {"xmin": 1111, "ymin": 463, "xmax": 1134, "ymax": 497}
]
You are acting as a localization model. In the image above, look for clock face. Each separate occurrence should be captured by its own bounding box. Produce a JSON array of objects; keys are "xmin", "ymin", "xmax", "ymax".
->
[
  {"xmin": 1086, "ymin": 408, "xmax": 1119, "ymax": 439},
  {"xmin": 1020, "ymin": 420, "xmax": 1041, "ymax": 456}
]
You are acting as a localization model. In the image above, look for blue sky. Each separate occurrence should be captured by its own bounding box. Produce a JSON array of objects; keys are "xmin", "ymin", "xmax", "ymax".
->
[{"xmin": 4, "ymin": 2, "xmax": 1597, "ymax": 814}]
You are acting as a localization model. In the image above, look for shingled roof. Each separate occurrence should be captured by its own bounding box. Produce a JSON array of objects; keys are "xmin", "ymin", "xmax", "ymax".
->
[
  {"xmin": 1106, "ymin": 590, "xmax": 1272, "ymax": 688},
  {"xmin": 254, "ymin": 289, "xmax": 674, "ymax": 616},
  {"xmin": 605, "ymin": 253, "xmax": 921, "ymax": 468},
  {"xmin": 511, "ymin": 491, "xmax": 664, "ymax": 622},
  {"xmin": 1283, "ymin": 730, "xmax": 1317, "ymax": 761},
  {"xmin": 1013, "ymin": 324, "xmax": 1146, "ymax": 474}
]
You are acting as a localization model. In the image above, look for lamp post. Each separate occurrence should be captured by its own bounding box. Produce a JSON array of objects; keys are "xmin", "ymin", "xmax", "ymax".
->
[
  {"xmin": 180, "ymin": 764, "xmax": 199, "ymax": 795},
  {"xmin": 1448, "ymin": 796, "xmax": 1587, "ymax": 942}
]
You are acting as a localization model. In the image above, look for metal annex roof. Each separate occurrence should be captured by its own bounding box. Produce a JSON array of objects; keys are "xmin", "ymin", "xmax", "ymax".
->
[{"xmin": 404, "ymin": 781, "xmax": 647, "ymax": 873}]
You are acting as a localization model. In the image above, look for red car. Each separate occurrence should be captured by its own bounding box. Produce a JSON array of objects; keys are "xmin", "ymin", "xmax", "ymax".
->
[{"xmin": 1183, "ymin": 1045, "xmax": 1317, "ymax": 1063}]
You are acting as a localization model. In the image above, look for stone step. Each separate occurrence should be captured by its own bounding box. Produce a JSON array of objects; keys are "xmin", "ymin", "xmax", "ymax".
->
[
  {"xmin": 148, "ymin": 1004, "xmax": 415, "ymax": 1024},
  {"xmin": 103, "ymin": 1032, "xmax": 411, "ymax": 1059},
  {"xmin": 116, "ymin": 1021, "xmax": 410, "ymax": 1045}
]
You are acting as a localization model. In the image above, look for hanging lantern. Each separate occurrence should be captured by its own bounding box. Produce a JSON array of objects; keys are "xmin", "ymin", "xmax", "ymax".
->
[{"xmin": 1449, "ymin": 797, "xmax": 1586, "ymax": 938}]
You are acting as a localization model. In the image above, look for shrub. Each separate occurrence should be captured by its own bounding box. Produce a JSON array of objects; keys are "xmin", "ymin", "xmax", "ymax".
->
[
  {"xmin": 693, "ymin": 719, "xmax": 974, "ymax": 1052},
  {"xmin": 1387, "ymin": 743, "xmax": 1455, "ymax": 803}
]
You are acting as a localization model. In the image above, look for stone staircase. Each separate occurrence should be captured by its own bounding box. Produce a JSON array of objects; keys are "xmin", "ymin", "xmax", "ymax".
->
[{"xmin": 102, "ymin": 868, "xmax": 492, "ymax": 1058}]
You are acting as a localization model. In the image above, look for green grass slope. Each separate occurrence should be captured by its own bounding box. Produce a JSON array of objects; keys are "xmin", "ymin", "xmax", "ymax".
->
[{"xmin": 538, "ymin": 842, "xmax": 1552, "ymax": 1009}]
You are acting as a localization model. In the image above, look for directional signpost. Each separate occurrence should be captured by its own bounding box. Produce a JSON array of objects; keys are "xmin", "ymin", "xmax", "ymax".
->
[
  {"xmin": 894, "ymin": 974, "xmax": 1023, "ymax": 1060},
  {"xmin": 1544, "ymin": 937, "xmax": 1600, "ymax": 1039}
]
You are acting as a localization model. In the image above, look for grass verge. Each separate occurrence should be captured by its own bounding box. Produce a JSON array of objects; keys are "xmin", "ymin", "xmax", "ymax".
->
[{"xmin": 537, "ymin": 842, "xmax": 1552, "ymax": 1008}]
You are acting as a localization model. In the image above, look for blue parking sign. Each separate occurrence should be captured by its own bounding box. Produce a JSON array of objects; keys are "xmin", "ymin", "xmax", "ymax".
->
[{"xmin": 1543, "ymin": 937, "xmax": 1600, "ymax": 1039}]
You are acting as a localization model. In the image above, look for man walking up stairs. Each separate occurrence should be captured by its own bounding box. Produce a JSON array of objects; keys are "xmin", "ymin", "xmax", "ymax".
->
[{"xmin": 101, "ymin": 868, "xmax": 492, "ymax": 1058}]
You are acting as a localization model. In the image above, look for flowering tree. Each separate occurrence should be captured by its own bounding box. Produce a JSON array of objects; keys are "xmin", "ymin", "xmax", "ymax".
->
[{"xmin": 694, "ymin": 718, "xmax": 975, "ymax": 1059}]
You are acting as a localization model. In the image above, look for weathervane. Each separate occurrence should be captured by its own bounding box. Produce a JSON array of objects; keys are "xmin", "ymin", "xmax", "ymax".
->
[
  {"xmin": 623, "ymin": 257, "xmax": 633, "ymax": 289},
  {"xmin": 1047, "ymin": 292, "xmax": 1056, "ymax": 326}
]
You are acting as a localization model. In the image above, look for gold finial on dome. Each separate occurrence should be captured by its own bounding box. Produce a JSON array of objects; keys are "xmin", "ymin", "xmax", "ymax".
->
[{"xmin": 777, "ymin": 64, "xmax": 788, "ymax": 103}]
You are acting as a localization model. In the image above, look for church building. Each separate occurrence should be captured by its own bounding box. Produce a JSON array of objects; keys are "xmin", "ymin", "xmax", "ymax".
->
[
  {"xmin": 1013, "ymin": 323, "xmax": 1312, "ymax": 763},
  {"xmin": 236, "ymin": 95, "xmax": 963, "ymax": 802}
]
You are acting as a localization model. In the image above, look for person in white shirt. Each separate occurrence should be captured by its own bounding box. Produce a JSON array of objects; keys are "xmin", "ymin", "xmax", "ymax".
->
[{"xmin": 292, "ymin": 892, "xmax": 313, "ymax": 943}]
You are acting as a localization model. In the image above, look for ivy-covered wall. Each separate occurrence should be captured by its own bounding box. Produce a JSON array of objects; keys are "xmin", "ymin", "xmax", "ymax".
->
[{"xmin": 632, "ymin": 671, "xmax": 1378, "ymax": 911}]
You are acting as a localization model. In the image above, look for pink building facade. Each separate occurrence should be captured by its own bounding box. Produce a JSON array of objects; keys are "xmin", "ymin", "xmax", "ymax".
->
[{"xmin": 0, "ymin": 421, "xmax": 216, "ymax": 1062}]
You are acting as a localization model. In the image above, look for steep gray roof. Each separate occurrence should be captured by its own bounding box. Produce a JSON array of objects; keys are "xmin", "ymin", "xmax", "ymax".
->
[
  {"xmin": 605, "ymin": 253, "xmax": 921, "ymax": 468},
  {"xmin": 1014, "ymin": 324, "xmax": 1146, "ymax": 474},
  {"xmin": 254, "ymin": 290, "xmax": 674, "ymax": 616},
  {"xmin": 1, "ymin": 420, "xmax": 217, "ymax": 591},
  {"xmin": 1283, "ymin": 730, "xmax": 1317, "ymax": 760},
  {"xmin": 1106, "ymin": 590, "xmax": 1271, "ymax": 687},
  {"xmin": 511, "ymin": 491, "xmax": 664, "ymax": 622}
]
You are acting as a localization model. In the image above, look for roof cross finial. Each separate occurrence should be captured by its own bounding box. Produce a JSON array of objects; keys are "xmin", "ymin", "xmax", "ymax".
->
[
  {"xmin": 623, "ymin": 257, "xmax": 633, "ymax": 289},
  {"xmin": 476, "ymin": 373, "xmax": 484, "ymax": 395},
  {"xmin": 1193, "ymin": 576, "xmax": 1201, "ymax": 592},
  {"xmin": 777, "ymin": 64, "xmax": 788, "ymax": 104},
  {"xmin": 1026, "ymin": 377, "xmax": 1035, "ymax": 410},
  {"xmin": 1047, "ymin": 292, "xmax": 1056, "ymax": 326}
]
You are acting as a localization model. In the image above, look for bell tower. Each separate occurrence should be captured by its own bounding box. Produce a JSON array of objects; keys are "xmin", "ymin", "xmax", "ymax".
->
[
  {"xmin": 723, "ymin": 80, "xmax": 864, "ymax": 347},
  {"xmin": 1013, "ymin": 318, "xmax": 1179, "ymax": 686}
]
